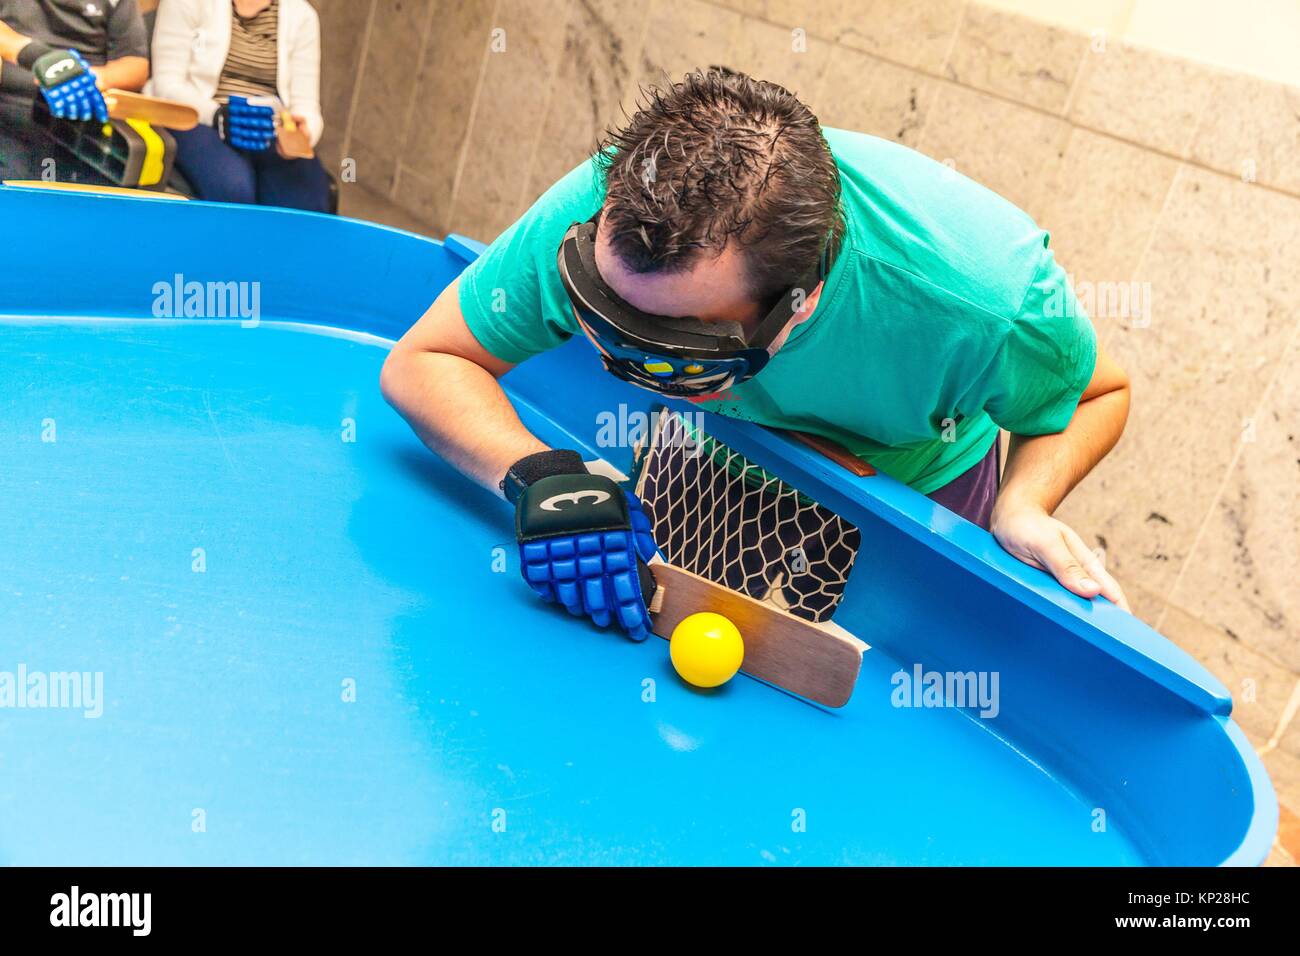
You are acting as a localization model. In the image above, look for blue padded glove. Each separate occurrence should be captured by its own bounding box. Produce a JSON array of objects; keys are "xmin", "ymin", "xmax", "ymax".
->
[
  {"xmin": 506, "ymin": 450, "xmax": 660, "ymax": 641},
  {"xmin": 215, "ymin": 95, "xmax": 277, "ymax": 152},
  {"xmin": 27, "ymin": 48, "xmax": 108, "ymax": 123}
]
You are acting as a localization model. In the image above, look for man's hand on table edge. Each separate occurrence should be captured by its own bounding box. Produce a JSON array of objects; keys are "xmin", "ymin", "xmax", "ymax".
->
[{"xmin": 991, "ymin": 495, "xmax": 1131, "ymax": 612}]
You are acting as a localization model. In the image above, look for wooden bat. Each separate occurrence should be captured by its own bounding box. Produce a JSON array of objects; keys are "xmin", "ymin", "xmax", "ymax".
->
[
  {"xmin": 648, "ymin": 562, "xmax": 866, "ymax": 708},
  {"xmin": 105, "ymin": 90, "xmax": 198, "ymax": 130},
  {"xmin": 277, "ymin": 111, "xmax": 315, "ymax": 159}
]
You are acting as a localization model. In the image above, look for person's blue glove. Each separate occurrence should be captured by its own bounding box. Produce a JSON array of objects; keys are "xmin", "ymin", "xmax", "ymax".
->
[
  {"xmin": 214, "ymin": 95, "xmax": 277, "ymax": 152},
  {"xmin": 506, "ymin": 450, "xmax": 660, "ymax": 641},
  {"xmin": 27, "ymin": 48, "xmax": 108, "ymax": 123}
]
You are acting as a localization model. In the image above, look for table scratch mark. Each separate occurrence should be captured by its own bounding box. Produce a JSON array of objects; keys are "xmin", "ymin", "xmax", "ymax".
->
[{"xmin": 203, "ymin": 390, "xmax": 239, "ymax": 479}]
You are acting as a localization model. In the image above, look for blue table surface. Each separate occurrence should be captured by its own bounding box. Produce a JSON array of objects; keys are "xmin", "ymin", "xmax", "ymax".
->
[{"xmin": 0, "ymin": 318, "xmax": 1147, "ymax": 865}]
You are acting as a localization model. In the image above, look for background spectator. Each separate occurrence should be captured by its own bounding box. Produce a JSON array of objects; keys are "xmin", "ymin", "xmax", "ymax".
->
[
  {"xmin": 0, "ymin": 0, "xmax": 149, "ymax": 180},
  {"xmin": 148, "ymin": 0, "xmax": 326, "ymax": 211}
]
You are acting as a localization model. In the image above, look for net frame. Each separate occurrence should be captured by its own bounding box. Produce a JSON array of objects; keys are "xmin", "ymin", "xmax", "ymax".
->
[{"xmin": 632, "ymin": 408, "xmax": 861, "ymax": 623}]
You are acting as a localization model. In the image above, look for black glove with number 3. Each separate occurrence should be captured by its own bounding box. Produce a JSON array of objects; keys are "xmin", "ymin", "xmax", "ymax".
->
[{"xmin": 504, "ymin": 450, "xmax": 659, "ymax": 641}]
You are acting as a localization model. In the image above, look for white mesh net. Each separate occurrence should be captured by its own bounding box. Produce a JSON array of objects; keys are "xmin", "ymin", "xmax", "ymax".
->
[{"xmin": 633, "ymin": 409, "xmax": 861, "ymax": 623}]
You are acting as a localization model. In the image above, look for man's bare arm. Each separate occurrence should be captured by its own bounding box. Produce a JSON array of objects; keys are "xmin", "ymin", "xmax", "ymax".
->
[
  {"xmin": 999, "ymin": 344, "xmax": 1130, "ymax": 514},
  {"xmin": 0, "ymin": 20, "xmax": 31, "ymax": 63},
  {"xmin": 991, "ymin": 343, "xmax": 1132, "ymax": 609},
  {"xmin": 0, "ymin": 23, "xmax": 147, "ymax": 92},
  {"xmin": 379, "ymin": 278, "xmax": 549, "ymax": 496},
  {"xmin": 92, "ymin": 56, "xmax": 148, "ymax": 92}
]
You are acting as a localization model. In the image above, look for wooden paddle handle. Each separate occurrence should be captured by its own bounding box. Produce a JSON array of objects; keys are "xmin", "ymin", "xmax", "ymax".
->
[
  {"xmin": 649, "ymin": 562, "xmax": 864, "ymax": 708},
  {"xmin": 277, "ymin": 111, "xmax": 316, "ymax": 159},
  {"xmin": 777, "ymin": 428, "xmax": 876, "ymax": 477},
  {"xmin": 105, "ymin": 89, "xmax": 199, "ymax": 130}
]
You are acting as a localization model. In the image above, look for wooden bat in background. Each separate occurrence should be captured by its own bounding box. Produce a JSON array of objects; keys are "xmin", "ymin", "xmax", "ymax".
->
[
  {"xmin": 105, "ymin": 89, "xmax": 198, "ymax": 130},
  {"xmin": 277, "ymin": 111, "xmax": 316, "ymax": 159},
  {"xmin": 648, "ymin": 561, "xmax": 866, "ymax": 708}
]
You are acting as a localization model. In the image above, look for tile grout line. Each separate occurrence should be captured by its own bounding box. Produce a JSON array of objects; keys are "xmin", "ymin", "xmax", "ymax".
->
[
  {"xmin": 1274, "ymin": 839, "xmax": 1295, "ymax": 864},
  {"xmin": 339, "ymin": 0, "xmax": 379, "ymax": 176},
  {"xmin": 1123, "ymin": 153, "xmax": 1182, "ymax": 271},
  {"xmin": 1058, "ymin": 28, "xmax": 1095, "ymax": 119},
  {"xmin": 910, "ymin": 1, "xmax": 967, "ymax": 163},
  {"xmin": 389, "ymin": 0, "xmax": 443, "ymax": 202},
  {"xmin": 937, "ymin": 0, "xmax": 968, "ymax": 78},
  {"xmin": 1117, "ymin": 0, "xmax": 1138, "ymax": 36},
  {"xmin": 803, "ymin": 14, "xmax": 838, "ymax": 113},
  {"xmin": 1115, "ymin": 159, "xmax": 1186, "ymax": 635},
  {"xmin": 1180, "ymin": 62, "xmax": 1220, "ymax": 161},
  {"xmin": 445, "ymin": 0, "xmax": 503, "ymax": 234},
  {"xmin": 512, "ymin": 9, "xmax": 574, "ymax": 219},
  {"xmin": 1097, "ymin": 159, "xmax": 1182, "ymax": 364},
  {"xmin": 1138, "ymin": 71, "xmax": 1240, "ymax": 629},
  {"xmin": 1156, "ymin": 585, "xmax": 1300, "ymax": 677},
  {"xmin": 1259, "ymin": 676, "xmax": 1300, "ymax": 755},
  {"xmin": 611, "ymin": 0, "xmax": 656, "ymax": 139},
  {"xmin": 1156, "ymin": 304, "xmax": 1300, "ymax": 635}
]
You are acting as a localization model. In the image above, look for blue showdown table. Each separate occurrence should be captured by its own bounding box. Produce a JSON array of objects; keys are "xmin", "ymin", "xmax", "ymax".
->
[{"xmin": 0, "ymin": 185, "xmax": 1276, "ymax": 865}]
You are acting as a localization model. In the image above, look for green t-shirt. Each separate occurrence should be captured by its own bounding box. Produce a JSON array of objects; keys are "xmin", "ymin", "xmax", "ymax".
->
[{"xmin": 458, "ymin": 127, "xmax": 1096, "ymax": 494}]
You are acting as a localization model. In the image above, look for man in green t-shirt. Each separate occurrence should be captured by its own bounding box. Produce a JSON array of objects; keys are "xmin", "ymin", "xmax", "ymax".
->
[{"xmin": 382, "ymin": 68, "xmax": 1131, "ymax": 641}]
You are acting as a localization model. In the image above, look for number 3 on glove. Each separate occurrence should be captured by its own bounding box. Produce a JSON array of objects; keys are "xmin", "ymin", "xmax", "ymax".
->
[
  {"xmin": 26, "ymin": 47, "xmax": 108, "ymax": 123},
  {"xmin": 511, "ymin": 454, "xmax": 660, "ymax": 641}
]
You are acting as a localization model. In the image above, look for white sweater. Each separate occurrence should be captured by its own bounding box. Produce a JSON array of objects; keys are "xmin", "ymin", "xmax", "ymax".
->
[{"xmin": 146, "ymin": 0, "xmax": 324, "ymax": 146}]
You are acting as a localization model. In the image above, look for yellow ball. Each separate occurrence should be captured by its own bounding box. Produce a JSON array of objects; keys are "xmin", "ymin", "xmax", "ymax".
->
[{"xmin": 669, "ymin": 612, "xmax": 744, "ymax": 688}]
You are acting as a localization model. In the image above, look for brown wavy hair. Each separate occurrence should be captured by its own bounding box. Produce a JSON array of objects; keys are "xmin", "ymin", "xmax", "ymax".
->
[{"xmin": 595, "ymin": 67, "xmax": 844, "ymax": 307}]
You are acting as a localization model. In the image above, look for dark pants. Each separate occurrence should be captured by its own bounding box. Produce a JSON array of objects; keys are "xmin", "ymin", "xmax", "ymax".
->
[
  {"xmin": 0, "ymin": 96, "xmax": 50, "ymax": 180},
  {"xmin": 927, "ymin": 437, "xmax": 1002, "ymax": 530},
  {"xmin": 172, "ymin": 122, "xmax": 330, "ymax": 212}
]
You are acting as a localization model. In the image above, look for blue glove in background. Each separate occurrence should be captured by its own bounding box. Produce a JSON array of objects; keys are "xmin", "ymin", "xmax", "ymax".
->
[
  {"xmin": 31, "ymin": 49, "xmax": 108, "ymax": 123},
  {"xmin": 215, "ymin": 95, "xmax": 277, "ymax": 152}
]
